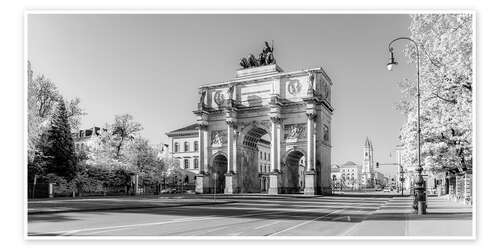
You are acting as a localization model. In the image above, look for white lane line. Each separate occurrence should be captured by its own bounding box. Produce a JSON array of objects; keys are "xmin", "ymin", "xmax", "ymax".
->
[
  {"xmin": 268, "ymin": 209, "xmax": 344, "ymax": 236},
  {"xmin": 38, "ymin": 209, "xmax": 291, "ymax": 236},
  {"xmin": 79, "ymin": 227, "xmax": 135, "ymax": 235},
  {"xmin": 254, "ymin": 221, "xmax": 281, "ymax": 229},
  {"xmin": 203, "ymin": 226, "xmax": 229, "ymax": 234},
  {"xmin": 56, "ymin": 217, "xmax": 214, "ymax": 236}
]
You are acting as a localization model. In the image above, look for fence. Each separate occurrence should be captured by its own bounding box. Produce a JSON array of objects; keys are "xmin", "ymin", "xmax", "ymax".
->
[{"xmin": 28, "ymin": 182, "xmax": 197, "ymax": 199}]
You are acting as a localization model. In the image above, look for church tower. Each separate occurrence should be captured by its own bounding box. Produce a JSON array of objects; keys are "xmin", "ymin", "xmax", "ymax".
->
[{"xmin": 362, "ymin": 137, "xmax": 374, "ymax": 187}]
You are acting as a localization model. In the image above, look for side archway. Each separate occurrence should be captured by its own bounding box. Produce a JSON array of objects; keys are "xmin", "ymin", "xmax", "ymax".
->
[
  {"xmin": 209, "ymin": 151, "xmax": 228, "ymax": 193},
  {"xmin": 282, "ymin": 148, "xmax": 307, "ymax": 193}
]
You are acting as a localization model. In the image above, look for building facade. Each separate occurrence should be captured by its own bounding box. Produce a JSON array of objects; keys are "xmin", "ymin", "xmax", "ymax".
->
[
  {"xmin": 72, "ymin": 127, "xmax": 106, "ymax": 152},
  {"xmin": 166, "ymin": 124, "xmax": 201, "ymax": 174},
  {"xmin": 192, "ymin": 59, "xmax": 333, "ymax": 195},
  {"xmin": 338, "ymin": 161, "xmax": 362, "ymax": 190}
]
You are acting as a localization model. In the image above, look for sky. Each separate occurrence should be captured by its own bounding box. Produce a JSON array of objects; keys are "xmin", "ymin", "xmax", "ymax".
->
[{"xmin": 28, "ymin": 14, "xmax": 416, "ymax": 177}]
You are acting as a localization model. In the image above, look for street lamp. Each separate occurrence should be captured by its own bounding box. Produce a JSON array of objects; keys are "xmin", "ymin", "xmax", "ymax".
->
[
  {"xmin": 386, "ymin": 37, "xmax": 426, "ymax": 215},
  {"xmin": 386, "ymin": 47, "xmax": 398, "ymax": 71}
]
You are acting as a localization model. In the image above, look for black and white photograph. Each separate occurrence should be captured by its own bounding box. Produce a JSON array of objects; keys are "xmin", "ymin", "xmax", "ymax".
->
[{"xmin": 23, "ymin": 12, "xmax": 475, "ymax": 239}]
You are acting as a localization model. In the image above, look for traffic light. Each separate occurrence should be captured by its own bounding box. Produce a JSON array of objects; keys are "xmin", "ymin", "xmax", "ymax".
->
[{"xmin": 376, "ymin": 162, "xmax": 379, "ymax": 168}]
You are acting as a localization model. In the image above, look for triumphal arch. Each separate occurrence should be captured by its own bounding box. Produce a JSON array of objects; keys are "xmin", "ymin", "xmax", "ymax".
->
[{"xmin": 194, "ymin": 44, "xmax": 333, "ymax": 195}]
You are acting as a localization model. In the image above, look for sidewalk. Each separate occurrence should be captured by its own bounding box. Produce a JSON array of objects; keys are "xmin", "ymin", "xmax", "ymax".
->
[
  {"xmin": 28, "ymin": 196, "xmax": 234, "ymax": 214},
  {"xmin": 344, "ymin": 196, "xmax": 473, "ymax": 237}
]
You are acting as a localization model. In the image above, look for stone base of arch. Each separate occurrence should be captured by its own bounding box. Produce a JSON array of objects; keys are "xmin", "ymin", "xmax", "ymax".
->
[
  {"xmin": 304, "ymin": 170, "xmax": 317, "ymax": 195},
  {"xmin": 195, "ymin": 173, "xmax": 210, "ymax": 194},
  {"xmin": 268, "ymin": 172, "xmax": 280, "ymax": 195},
  {"xmin": 224, "ymin": 173, "xmax": 238, "ymax": 194}
]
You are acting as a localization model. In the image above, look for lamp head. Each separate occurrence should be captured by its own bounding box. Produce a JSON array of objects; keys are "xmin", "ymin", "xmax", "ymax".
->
[{"xmin": 386, "ymin": 47, "xmax": 398, "ymax": 71}]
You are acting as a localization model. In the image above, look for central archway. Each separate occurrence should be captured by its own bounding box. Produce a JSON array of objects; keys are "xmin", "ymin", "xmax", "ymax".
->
[
  {"xmin": 239, "ymin": 126, "xmax": 270, "ymax": 193},
  {"xmin": 211, "ymin": 154, "xmax": 227, "ymax": 193},
  {"xmin": 282, "ymin": 150, "xmax": 306, "ymax": 193}
]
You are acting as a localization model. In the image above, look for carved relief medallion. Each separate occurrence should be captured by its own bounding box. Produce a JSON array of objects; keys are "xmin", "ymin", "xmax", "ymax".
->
[
  {"xmin": 287, "ymin": 80, "xmax": 302, "ymax": 96},
  {"xmin": 214, "ymin": 91, "xmax": 225, "ymax": 105}
]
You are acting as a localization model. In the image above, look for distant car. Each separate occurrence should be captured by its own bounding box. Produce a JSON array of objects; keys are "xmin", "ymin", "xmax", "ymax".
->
[
  {"xmin": 383, "ymin": 188, "xmax": 391, "ymax": 192},
  {"xmin": 161, "ymin": 188, "xmax": 177, "ymax": 194}
]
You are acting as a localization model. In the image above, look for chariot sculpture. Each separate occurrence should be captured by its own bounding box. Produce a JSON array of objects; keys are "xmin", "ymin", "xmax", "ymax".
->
[{"xmin": 239, "ymin": 41, "xmax": 276, "ymax": 69}]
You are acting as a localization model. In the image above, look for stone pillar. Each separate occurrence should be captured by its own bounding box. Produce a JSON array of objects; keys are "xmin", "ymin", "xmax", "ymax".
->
[
  {"xmin": 268, "ymin": 95, "xmax": 282, "ymax": 195},
  {"xmin": 268, "ymin": 117, "xmax": 281, "ymax": 195},
  {"xmin": 195, "ymin": 112, "xmax": 210, "ymax": 194},
  {"xmin": 225, "ymin": 117, "xmax": 238, "ymax": 194},
  {"xmin": 304, "ymin": 107, "xmax": 317, "ymax": 195}
]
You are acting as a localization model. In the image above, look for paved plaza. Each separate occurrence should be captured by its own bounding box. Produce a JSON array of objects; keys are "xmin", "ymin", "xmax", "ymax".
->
[{"xmin": 27, "ymin": 194, "xmax": 472, "ymax": 237}]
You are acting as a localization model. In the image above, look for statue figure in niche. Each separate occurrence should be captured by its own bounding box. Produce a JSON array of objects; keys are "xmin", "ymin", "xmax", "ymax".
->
[
  {"xmin": 226, "ymin": 85, "xmax": 234, "ymax": 100},
  {"xmin": 199, "ymin": 89, "xmax": 207, "ymax": 108}
]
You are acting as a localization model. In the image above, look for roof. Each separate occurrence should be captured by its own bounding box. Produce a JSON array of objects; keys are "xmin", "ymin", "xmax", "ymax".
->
[
  {"xmin": 166, "ymin": 124, "xmax": 199, "ymax": 136},
  {"xmin": 340, "ymin": 161, "xmax": 362, "ymax": 169},
  {"xmin": 200, "ymin": 67, "xmax": 333, "ymax": 89},
  {"xmin": 342, "ymin": 161, "xmax": 357, "ymax": 166}
]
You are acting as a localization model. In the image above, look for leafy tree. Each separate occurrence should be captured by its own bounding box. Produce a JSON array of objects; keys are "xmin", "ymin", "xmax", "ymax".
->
[
  {"xmin": 40, "ymin": 100, "xmax": 77, "ymax": 180},
  {"xmin": 27, "ymin": 61, "xmax": 86, "ymax": 178},
  {"xmin": 397, "ymin": 14, "xmax": 472, "ymax": 173},
  {"xmin": 111, "ymin": 114, "xmax": 143, "ymax": 158}
]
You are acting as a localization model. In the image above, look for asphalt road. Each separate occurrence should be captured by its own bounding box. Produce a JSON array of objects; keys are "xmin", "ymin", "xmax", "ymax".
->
[{"xmin": 28, "ymin": 194, "xmax": 395, "ymax": 236}]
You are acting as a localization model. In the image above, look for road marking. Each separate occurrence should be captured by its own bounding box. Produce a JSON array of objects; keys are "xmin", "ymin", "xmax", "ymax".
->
[
  {"xmin": 34, "ymin": 208, "xmax": 290, "ymax": 236},
  {"xmin": 49, "ymin": 216, "xmax": 214, "ymax": 236},
  {"xmin": 79, "ymin": 227, "xmax": 136, "ymax": 235},
  {"xmin": 268, "ymin": 209, "xmax": 343, "ymax": 236},
  {"xmin": 203, "ymin": 226, "xmax": 229, "ymax": 233},
  {"xmin": 254, "ymin": 221, "xmax": 281, "ymax": 229}
]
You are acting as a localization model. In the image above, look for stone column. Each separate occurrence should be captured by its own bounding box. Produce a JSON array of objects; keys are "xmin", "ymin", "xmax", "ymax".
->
[
  {"xmin": 268, "ymin": 95, "xmax": 282, "ymax": 195},
  {"xmin": 195, "ymin": 122, "xmax": 210, "ymax": 194},
  {"xmin": 268, "ymin": 117, "xmax": 281, "ymax": 195},
  {"xmin": 304, "ymin": 108, "xmax": 317, "ymax": 195},
  {"xmin": 225, "ymin": 118, "xmax": 238, "ymax": 194}
]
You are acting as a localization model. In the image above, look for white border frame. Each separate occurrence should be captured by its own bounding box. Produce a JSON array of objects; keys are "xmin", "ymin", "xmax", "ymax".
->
[{"xmin": 23, "ymin": 9, "xmax": 477, "ymax": 241}]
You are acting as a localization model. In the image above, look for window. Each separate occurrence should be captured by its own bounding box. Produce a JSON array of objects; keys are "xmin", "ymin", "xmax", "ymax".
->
[
  {"xmin": 260, "ymin": 151, "xmax": 262, "ymax": 159},
  {"xmin": 174, "ymin": 142, "xmax": 179, "ymax": 153},
  {"xmin": 184, "ymin": 159, "xmax": 189, "ymax": 169},
  {"xmin": 194, "ymin": 158, "xmax": 199, "ymax": 169},
  {"xmin": 194, "ymin": 141, "xmax": 199, "ymax": 152},
  {"xmin": 184, "ymin": 142, "xmax": 189, "ymax": 152}
]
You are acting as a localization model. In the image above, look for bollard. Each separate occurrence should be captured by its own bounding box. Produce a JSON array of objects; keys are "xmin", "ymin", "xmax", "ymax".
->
[
  {"xmin": 418, "ymin": 201, "xmax": 426, "ymax": 215},
  {"xmin": 48, "ymin": 183, "xmax": 54, "ymax": 198}
]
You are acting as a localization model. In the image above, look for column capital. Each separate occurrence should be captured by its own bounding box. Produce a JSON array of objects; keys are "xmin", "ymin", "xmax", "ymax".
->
[
  {"xmin": 226, "ymin": 119, "xmax": 238, "ymax": 129},
  {"xmin": 306, "ymin": 112, "xmax": 317, "ymax": 121},
  {"xmin": 270, "ymin": 116, "xmax": 283, "ymax": 124},
  {"xmin": 198, "ymin": 124, "xmax": 208, "ymax": 130}
]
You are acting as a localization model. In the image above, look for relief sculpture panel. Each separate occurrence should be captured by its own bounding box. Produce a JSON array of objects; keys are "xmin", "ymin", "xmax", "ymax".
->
[
  {"xmin": 284, "ymin": 123, "xmax": 306, "ymax": 140},
  {"xmin": 211, "ymin": 130, "xmax": 227, "ymax": 146}
]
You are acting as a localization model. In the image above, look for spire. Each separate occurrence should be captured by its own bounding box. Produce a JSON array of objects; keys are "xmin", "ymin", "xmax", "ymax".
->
[{"xmin": 364, "ymin": 137, "xmax": 371, "ymax": 147}]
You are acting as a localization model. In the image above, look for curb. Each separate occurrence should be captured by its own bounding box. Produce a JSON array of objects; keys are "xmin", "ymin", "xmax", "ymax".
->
[{"xmin": 28, "ymin": 201, "xmax": 236, "ymax": 215}]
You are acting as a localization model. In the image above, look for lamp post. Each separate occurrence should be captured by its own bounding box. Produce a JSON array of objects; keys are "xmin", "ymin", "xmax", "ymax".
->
[{"xmin": 386, "ymin": 37, "xmax": 426, "ymax": 215}]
